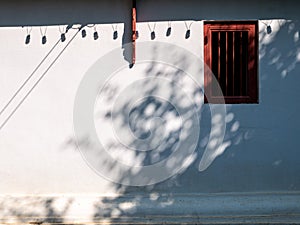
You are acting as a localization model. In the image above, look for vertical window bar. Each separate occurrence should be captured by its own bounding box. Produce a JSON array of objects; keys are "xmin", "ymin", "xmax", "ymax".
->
[
  {"xmin": 226, "ymin": 31, "xmax": 233, "ymax": 96},
  {"xmin": 239, "ymin": 31, "xmax": 243, "ymax": 96},
  {"xmin": 211, "ymin": 31, "xmax": 219, "ymax": 96},
  {"xmin": 234, "ymin": 31, "xmax": 241, "ymax": 96},
  {"xmin": 220, "ymin": 31, "xmax": 226, "ymax": 96},
  {"xmin": 225, "ymin": 31, "xmax": 228, "ymax": 96},
  {"xmin": 232, "ymin": 31, "xmax": 235, "ymax": 96},
  {"xmin": 218, "ymin": 31, "xmax": 221, "ymax": 83},
  {"xmin": 242, "ymin": 31, "xmax": 248, "ymax": 96}
]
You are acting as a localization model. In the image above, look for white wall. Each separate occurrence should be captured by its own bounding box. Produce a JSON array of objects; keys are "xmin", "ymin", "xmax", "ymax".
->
[{"xmin": 0, "ymin": 0, "xmax": 300, "ymax": 223}]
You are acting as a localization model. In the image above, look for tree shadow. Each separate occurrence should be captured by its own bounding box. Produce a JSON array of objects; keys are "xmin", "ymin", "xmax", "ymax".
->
[
  {"xmin": 0, "ymin": 196, "xmax": 74, "ymax": 225},
  {"xmin": 65, "ymin": 42, "xmax": 243, "ymax": 223},
  {"xmin": 80, "ymin": 20, "xmax": 300, "ymax": 222},
  {"xmin": 1, "ymin": 0, "xmax": 300, "ymax": 223}
]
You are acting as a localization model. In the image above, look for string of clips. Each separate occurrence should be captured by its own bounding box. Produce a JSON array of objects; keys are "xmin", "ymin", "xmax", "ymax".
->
[{"xmin": 23, "ymin": 21, "xmax": 203, "ymax": 45}]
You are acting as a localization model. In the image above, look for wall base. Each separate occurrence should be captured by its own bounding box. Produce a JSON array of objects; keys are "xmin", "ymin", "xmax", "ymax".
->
[{"xmin": 1, "ymin": 192, "xmax": 300, "ymax": 224}]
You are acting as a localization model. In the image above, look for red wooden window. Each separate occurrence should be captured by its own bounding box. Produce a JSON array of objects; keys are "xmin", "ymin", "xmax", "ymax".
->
[{"xmin": 204, "ymin": 21, "xmax": 258, "ymax": 104}]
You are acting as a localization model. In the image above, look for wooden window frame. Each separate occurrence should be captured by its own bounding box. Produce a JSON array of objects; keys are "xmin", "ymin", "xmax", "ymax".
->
[{"xmin": 204, "ymin": 21, "xmax": 259, "ymax": 104}]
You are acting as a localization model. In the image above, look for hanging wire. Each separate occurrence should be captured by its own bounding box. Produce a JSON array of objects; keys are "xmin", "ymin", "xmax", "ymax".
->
[
  {"xmin": 40, "ymin": 26, "xmax": 48, "ymax": 44},
  {"xmin": 261, "ymin": 20, "xmax": 273, "ymax": 34},
  {"xmin": 58, "ymin": 26, "xmax": 67, "ymax": 42},
  {"xmin": 147, "ymin": 22, "xmax": 156, "ymax": 40},
  {"xmin": 59, "ymin": 25, "xmax": 67, "ymax": 42},
  {"xmin": 184, "ymin": 21, "xmax": 193, "ymax": 39},
  {"xmin": 58, "ymin": 25, "xmax": 66, "ymax": 33},
  {"xmin": 81, "ymin": 24, "xmax": 87, "ymax": 38},
  {"xmin": 184, "ymin": 21, "xmax": 193, "ymax": 30},
  {"xmin": 25, "ymin": 26, "xmax": 32, "ymax": 44},
  {"xmin": 93, "ymin": 25, "xmax": 99, "ymax": 40},
  {"xmin": 39, "ymin": 26, "xmax": 47, "ymax": 36},
  {"xmin": 81, "ymin": 29, "xmax": 87, "ymax": 38},
  {"xmin": 0, "ymin": 27, "xmax": 82, "ymax": 131},
  {"xmin": 166, "ymin": 21, "xmax": 172, "ymax": 37},
  {"xmin": 147, "ymin": 22, "xmax": 156, "ymax": 32},
  {"xmin": 26, "ymin": 26, "xmax": 32, "ymax": 35},
  {"xmin": 112, "ymin": 24, "xmax": 118, "ymax": 40}
]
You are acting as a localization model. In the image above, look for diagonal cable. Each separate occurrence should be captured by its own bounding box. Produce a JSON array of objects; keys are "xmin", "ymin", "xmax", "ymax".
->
[
  {"xmin": 0, "ymin": 28, "xmax": 81, "ymax": 131},
  {"xmin": 0, "ymin": 39, "xmax": 61, "ymax": 116}
]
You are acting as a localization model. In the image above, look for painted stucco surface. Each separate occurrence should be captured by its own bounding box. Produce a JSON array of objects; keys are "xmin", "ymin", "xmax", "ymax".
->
[{"xmin": 0, "ymin": 0, "xmax": 300, "ymax": 223}]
